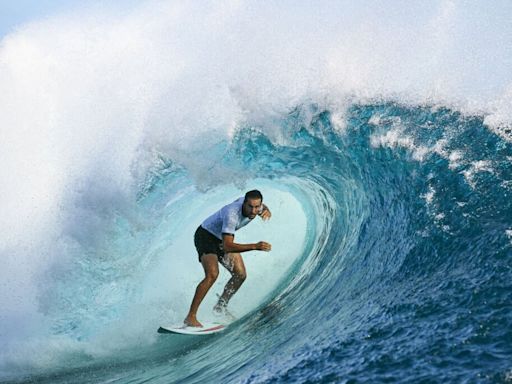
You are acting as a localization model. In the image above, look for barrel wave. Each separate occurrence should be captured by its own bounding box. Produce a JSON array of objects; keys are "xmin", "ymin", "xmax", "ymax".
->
[
  {"xmin": 2, "ymin": 102, "xmax": 512, "ymax": 383},
  {"xmin": 1, "ymin": 2, "xmax": 512, "ymax": 383}
]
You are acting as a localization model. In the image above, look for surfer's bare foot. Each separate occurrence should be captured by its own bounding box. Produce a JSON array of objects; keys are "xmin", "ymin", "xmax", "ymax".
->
[
  {"xmin": 213, "ymin": 296, "xmax": 228, "ymax": 314},
  {"xmin": 184, "ymin": 314, "xmax": 202, "ymax": 327},
  {"xmin": 213, "ymin": 303, "xmax": 227, "ymax": 316},
  {"xmin": 213, "ymin": 303, "xmax": 236, "ymax": 321}
]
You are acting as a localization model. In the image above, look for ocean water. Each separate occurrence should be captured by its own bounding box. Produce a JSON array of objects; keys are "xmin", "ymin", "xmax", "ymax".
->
[{"xmin": 1, "ymin": 1, "xmax": 512, "ymax": 383}]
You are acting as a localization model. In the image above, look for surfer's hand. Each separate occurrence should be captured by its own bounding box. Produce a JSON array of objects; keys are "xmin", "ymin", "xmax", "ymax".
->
[
  {"xmin": 259, "ymin": 207, "xmax": 271, "ymax": 221},
  {"xmin": 255, "ymin": 241, "xmax": 272, "ymax": 251}
]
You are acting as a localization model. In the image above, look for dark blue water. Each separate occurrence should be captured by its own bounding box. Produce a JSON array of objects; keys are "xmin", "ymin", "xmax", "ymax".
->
[
  {"xmin": 223, "ymin": 103, "xmax": 512, "ymax": 383},
  {"xmin": 4, "ymin": 102, "xmax": 511, "ymax": 383}
]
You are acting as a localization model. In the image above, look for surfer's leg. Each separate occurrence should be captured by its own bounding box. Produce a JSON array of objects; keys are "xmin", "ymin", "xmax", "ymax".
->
[
  {"xmin": 215, "ymin": 252, "xmax": 247, "ymax": 310},
  {"xmin": 184, "ymin": 253, "xmax": 219, "ymax": 327}
]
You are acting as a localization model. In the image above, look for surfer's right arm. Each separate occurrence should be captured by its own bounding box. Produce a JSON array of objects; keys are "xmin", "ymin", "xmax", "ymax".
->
[{"xmin": 222, "ymin": 234, "xmax": 272, "ymax": 253}]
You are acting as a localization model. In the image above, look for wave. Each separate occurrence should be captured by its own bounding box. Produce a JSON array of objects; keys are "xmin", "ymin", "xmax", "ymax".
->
[{"xmin": 1, "ymin": 2, "xmax": 512, "ymax": 382}]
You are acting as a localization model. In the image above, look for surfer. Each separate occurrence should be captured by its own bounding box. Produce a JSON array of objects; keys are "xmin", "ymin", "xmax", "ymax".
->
[{"xmin": 184, "ymin": 190, "xmax": 272, "ymax": 327}]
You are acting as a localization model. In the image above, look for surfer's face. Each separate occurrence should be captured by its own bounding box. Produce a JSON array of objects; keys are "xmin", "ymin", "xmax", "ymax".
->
[{"xmin": 243, "ymin": 198, "xmax": 262, "ymax": 219}]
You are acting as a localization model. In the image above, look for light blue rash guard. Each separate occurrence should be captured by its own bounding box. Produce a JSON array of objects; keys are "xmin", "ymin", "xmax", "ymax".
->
[{"xmin": 201, "ymin": 197, "xmax": 259, "ymax": 239}]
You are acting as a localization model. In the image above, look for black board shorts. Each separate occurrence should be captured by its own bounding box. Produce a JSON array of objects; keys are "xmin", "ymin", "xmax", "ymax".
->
[{"xmin": 194, "ymin": 226, "xmax": 226, "ymax": 263}]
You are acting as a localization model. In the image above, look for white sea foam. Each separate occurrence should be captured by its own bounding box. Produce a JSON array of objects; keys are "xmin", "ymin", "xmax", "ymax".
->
[
  {"xmin": 462, "ymin": 160, "xmax": 495, "ymax": 189},
  {"xmin": 1, "ymin": 0, "xmax": 512, "ymax": 375}
]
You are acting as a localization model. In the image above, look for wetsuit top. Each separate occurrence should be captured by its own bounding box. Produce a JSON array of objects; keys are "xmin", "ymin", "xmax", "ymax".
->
[{"xmin": 201, "ymin": 197, "xmax": 258, "ymax": 240}]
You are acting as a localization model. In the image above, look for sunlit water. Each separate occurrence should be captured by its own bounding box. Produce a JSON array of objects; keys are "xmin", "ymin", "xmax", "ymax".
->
[{"xmin": 1, "ymin": 2, "xmax": 512, "ymax": 383}]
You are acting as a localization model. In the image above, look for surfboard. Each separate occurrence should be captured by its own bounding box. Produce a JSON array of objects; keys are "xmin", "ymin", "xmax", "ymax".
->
[{"xmin": 158, "ymin": 322, "xmax": 226, "ymax": 335}]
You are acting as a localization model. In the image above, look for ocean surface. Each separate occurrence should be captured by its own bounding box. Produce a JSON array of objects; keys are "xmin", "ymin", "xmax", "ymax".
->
[{"xmin": 1, "ymin": 2, "xmax": 512, "ymax": 383}]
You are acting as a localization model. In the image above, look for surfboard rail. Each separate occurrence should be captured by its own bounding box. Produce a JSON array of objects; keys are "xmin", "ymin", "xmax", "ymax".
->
[{"xmin": 158, "ymin": 323, "xmax": 226, "ymax": 335}]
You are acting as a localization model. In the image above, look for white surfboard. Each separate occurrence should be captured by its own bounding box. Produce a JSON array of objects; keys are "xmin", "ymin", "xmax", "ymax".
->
[{"xmin": 158, "ymin": 322, "xmax": 226, "ymax": 335}]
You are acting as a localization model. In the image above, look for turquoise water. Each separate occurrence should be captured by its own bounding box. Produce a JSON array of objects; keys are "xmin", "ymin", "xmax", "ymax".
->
[{"xmin": 1, "ymin": 2, "xmax": 512, "ymax": 383}]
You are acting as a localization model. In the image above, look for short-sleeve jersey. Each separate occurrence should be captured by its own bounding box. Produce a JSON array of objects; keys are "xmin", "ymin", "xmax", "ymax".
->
[{"xmin": 201, "ymin": 197, "xmax": 255, "ymax": 239}]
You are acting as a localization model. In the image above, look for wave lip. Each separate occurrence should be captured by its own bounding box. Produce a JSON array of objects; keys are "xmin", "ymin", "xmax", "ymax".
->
[
  {"xmin": 2, "ymin": 0, "xmax": 512, "ymax": 381},
  {"xmin": 3, "ymin": 100, "xmax": 512, "ymax": 383}
]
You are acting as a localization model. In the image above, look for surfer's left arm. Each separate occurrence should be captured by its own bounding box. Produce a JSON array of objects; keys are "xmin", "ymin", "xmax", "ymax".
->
[{"xmin": 259, "ymin": 204, "xmax": 271, "ymax": 221}]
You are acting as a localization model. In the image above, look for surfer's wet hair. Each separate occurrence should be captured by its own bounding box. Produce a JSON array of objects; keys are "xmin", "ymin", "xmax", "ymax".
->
[{"xmin": 245, "ymin": 190, "xmax": 263, "ymax": 202}]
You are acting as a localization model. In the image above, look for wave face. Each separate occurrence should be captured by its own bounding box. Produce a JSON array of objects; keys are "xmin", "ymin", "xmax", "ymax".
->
[{"xmin": 1, "ymin": 2, "xmax": 512, "ymax": 383}]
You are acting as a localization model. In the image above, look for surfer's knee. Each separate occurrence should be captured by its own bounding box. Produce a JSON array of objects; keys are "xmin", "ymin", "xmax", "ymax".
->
[
  {"xmin": 235, "ymin": 270, "xmax": 247, "ymax": 282},
  {"xmin": 201, "ymin": 253, "xmax": 219, "ymax": 284},
  {"xmin": 205, "ymin": 269, "xmax": 219, "ymax": 284},
  {"xmin": 202, "ymin": 265, "xmax": 219, "ymax": 285}
]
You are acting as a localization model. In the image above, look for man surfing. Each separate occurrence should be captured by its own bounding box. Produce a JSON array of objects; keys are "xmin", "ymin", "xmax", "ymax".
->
[{"xmin": 184, "ymin": 190, "xmax": 272, "ymax": 327}]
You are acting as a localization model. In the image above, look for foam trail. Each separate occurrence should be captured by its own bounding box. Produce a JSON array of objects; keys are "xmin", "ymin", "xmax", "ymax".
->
[{"xmin": 1, "ymin": 0, "xmax": 512, "ymax": 380}]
